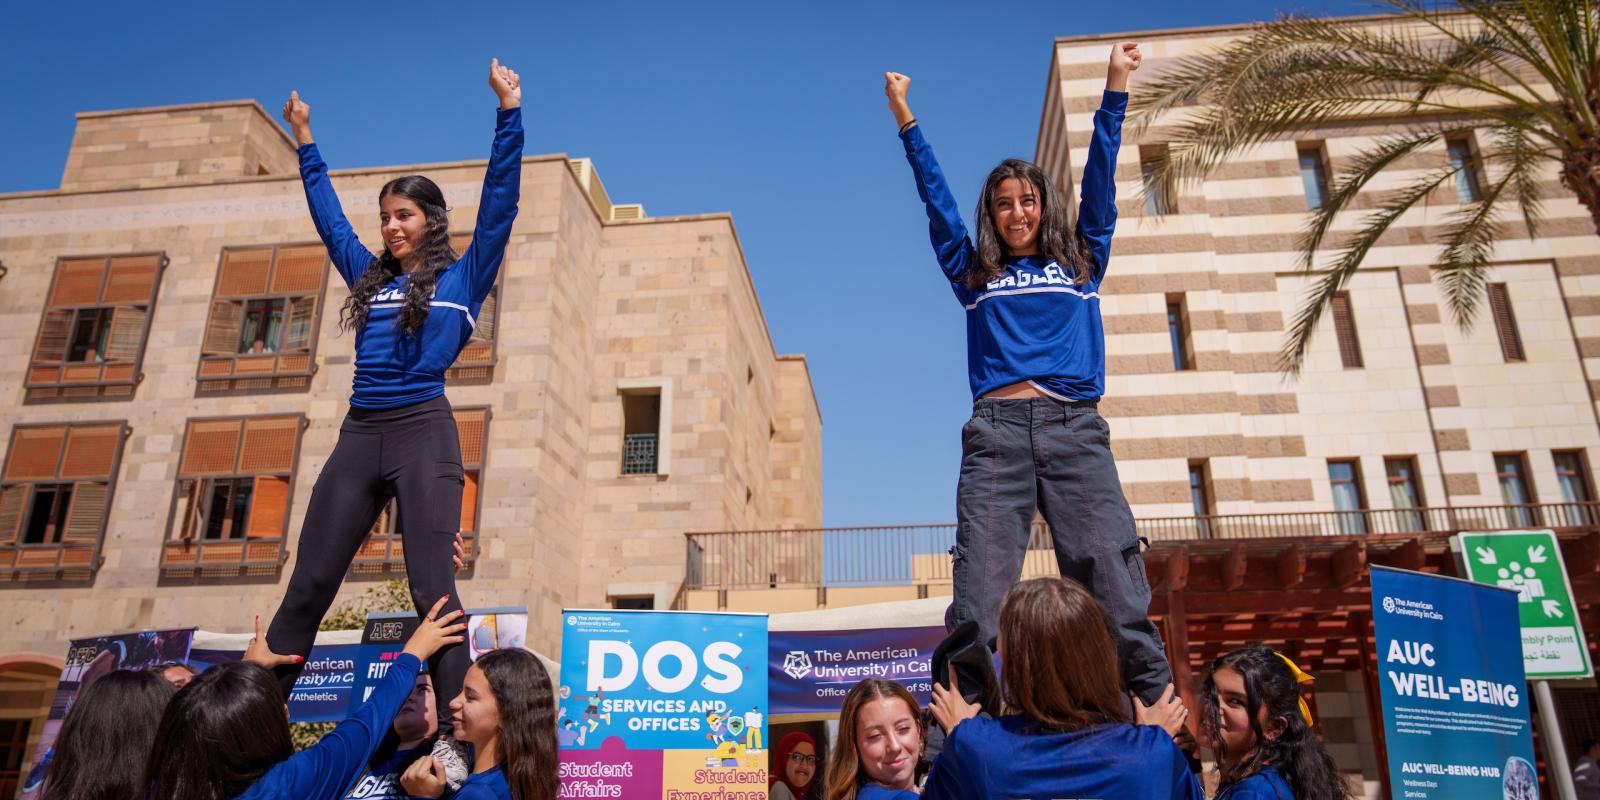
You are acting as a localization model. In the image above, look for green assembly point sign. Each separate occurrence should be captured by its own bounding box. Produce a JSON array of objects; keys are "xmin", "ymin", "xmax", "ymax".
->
[{"xmin": 1456, "ymin": 530, "xmax": 1592, "ymax": 680}]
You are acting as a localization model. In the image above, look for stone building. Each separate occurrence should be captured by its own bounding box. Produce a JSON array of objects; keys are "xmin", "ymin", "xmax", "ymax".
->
[
  {"xmin": 0, "ymin": 98, "xmax": 821, "ymax": 792},
  {"xmin": 681, "ymin": 14, "xmax": 1600, "ymax": 798}
]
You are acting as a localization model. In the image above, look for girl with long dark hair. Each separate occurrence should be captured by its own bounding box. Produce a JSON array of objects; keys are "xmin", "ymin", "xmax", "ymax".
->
[
  {"xmin": 145, "ymin": 599, "xmax": 465, "ymax": 800},
  {"xmin": 923, "ymin": 577, "xmax": 1200, "ymax": 799},
  {"xmin": 824, "ymin": 679, "xmax": 923, "ymax": 800},
  {"xmin": 399, "ymin": 648, "xmax": 559, "ymax": 800},
  {"xmin": 886, "ymin": 44, "xmax": 1174, "ymax": 707},
  {"xmin": 39, "ymin": 669, "xmax": 174, "ymax": 800},
  {"xmin": 1201, "ymin": 645, "xmax": 1354, "ymax": 800},
  {"xmin": 264, "ymin": 59, "xmax": 523, "ymax": 782}
]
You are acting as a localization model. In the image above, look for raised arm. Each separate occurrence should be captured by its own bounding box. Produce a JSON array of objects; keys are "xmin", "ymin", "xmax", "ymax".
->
[
  {"xmin": 284, "ymin": 91, "xmax": 375, "ymax": 289},
  {"xmin": 1076, "ymin": 43, "xmax": 1140, "ymax": 282},
  {"xmin": 459, "ymin": 58, "xmax": 525, "ymax": 302},
  {"xmin": 888, "ymin": 72, "xmax": 975, "ymax": 284},
  {"xmin": 275, "ymin": 598, "xmax": 466, "ymax": 798}
]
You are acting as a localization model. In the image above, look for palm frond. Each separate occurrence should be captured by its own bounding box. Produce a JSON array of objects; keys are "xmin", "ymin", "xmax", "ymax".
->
[
  {"xmin": 1434, "ymin": 157, "xmax": 1515, "ymax": 332},
  {"xmin": 1296, "ymin": 128, "xmax": 1449, "ymax": 271},
  {"xmin": 1282, "ymin": 164, "xmax": 1463, "ymax": 373}
]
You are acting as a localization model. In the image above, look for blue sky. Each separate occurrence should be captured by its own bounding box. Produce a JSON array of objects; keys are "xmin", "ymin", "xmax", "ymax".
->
[{"xmin": 2, "ymin": 0, "xmax": 1370, "ymax": 527}]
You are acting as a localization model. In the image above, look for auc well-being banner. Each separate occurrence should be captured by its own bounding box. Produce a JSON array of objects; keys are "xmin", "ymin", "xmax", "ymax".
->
[
  {"xmin": 1371, "ymin": 566, "xmax": 1538, "ymax": 800},
  {"xmin": 557, "ymin": 609, "xmax": 768, "ymax": 799}
]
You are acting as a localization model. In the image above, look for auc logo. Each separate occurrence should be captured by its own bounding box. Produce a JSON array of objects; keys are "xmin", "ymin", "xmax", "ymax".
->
[
  {"xmin": 587, "ymin": 639, "xmax": 745, "ymax": 695},
  {"xmin": 1382, "ymin": 596, "xmax": 1397, "ymax": 614}
]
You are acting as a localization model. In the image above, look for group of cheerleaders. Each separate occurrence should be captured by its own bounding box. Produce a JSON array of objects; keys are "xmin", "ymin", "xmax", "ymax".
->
[{"xmin": 32, "ymin": 45, "xmax": 1357, "ymax": 800}]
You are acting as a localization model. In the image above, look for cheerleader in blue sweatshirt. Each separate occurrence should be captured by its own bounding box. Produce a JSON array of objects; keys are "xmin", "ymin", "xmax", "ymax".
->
[
  {"xmin": 886, "ymin": 43, "xmax": 1172, "ymax": 706},
  {"xmin": 1202, "ymin": 646, "xmax": 1354, "ymax": 800},
  {"xmin": 144, "ymin": 598, "xmax": 466, "ymax": 800},
  {"xmin": 263, "ymin": 59, "xmax": 524, "ymax": 767},
  {"xmin": 923, "ymin": 577, "xmax": 1200, "ymax": 799}
]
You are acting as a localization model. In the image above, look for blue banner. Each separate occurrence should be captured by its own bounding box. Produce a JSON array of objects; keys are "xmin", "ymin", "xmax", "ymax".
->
[
  {"xmin": 1371, "ymin": 566, "xmax": 1538, "ymax": 800},
  {"xmin": 769, "ymin": 626, "xmax": 943, "ymax": 715},
  {"xmin": 188, "ymin": 643, "xmax": 363, "ymax": 723}
]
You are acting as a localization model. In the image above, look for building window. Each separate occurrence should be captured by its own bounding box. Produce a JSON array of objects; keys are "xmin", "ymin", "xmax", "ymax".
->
[
  {"xmin": 1446, "ymin": 136, "xmax": 1484, "ymax": 204},
  {"xmin": 1495, "ymin": 453, "xmax": 1538, "ymax": 527},
  {"xmin": 26, "ymin": 254, "xmax": 165, "ymax": 403},
  {"xmin": 1168, "ymin": 294, "xmax": 1194, "ymax": 372},
  {"xmin": 1329, "ymin": 292, "xmax": 1364, "ymax": 368},
  {"xmin": 1140, "ymin": 144, "xmax": 1177, "ymax": 216},
  {"xmin": 0, "ymin": 421, "xmax": 128, "ymax": 580},
  {"xmin": 622, "ymin": 391, "xmax": 663, "ymax": 475},
  {"xmin": 354, "ymin": 407, "xmax": 490, "ymax": 576},
  {"xmin": 1486, "ymin": 283, "xmax": 1525, "ymax": 362},
  {"xmin": 1554, "ymin": 451, "xmax": 1596, "ymax": 527},
  {"xmin": 163, "ymin": 415, "xmax": 305, "ymax": 578},
  {"xmin": 612, "ymin": 595, "xmax": 655, "ymax": 610},
  {"xmin": 445, "ymin": 233, "xmax": 501, "ymax": 385},
  {"xmin": 1328, "ymin": 460, "xmax": 1368, "ymax": 534},
  {"xmin": 1384, "ymin": 457, "xmax": 1427, "ymax": 532},
  {"xmin": 1298, "ymin": 144, "xmax": 1331, "ymax": 211},
  {"xmin": 0, "ymin": 718, "xmax": 32, "ymax": 798},
  {"xmin": 1189, "ymin": 460, "xmax": 1213, "ymax": 538},
  {"xmin": 197, "ymin": 245, "xmax": 327, "ymax": 394}
]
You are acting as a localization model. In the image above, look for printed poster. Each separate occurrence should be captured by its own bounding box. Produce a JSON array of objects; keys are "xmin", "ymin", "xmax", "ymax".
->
[
  {"xmin": 1371, "ymin": 566, "xmax": 1539, "ymax": 800},
  {"xmin": 558, "ymin": 609, "xmax": 768, "ymax": 799}
]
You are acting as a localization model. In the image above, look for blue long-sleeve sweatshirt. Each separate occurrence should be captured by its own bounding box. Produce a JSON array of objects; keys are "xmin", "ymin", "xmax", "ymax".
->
[
  {"xmin": 1215, "ymin": 766, "xmax": 1294, "ymax": 800},
  {"xmin": 900, "ymin": 90, "xmax": 1126, "ymax": 402},
  {"xmin": 920, "ymin": 716, "xmax": 1204, "ymax": 800},
  {"xmin": 298, "ymin": 107, "xmax": 524, "ymax": 409},
  {"xmin": 236, "ymin": 653, "xmax": 423, "ymax": 800},
  {"xmin": 448, "ymin": 767, "xmax": 511, "ymax": 800}
]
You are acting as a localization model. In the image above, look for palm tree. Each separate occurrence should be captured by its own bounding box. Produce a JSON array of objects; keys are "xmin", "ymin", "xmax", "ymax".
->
[{"xmin": 1129, "ymin": 0, "xmax": 1599, "ymax": 372}]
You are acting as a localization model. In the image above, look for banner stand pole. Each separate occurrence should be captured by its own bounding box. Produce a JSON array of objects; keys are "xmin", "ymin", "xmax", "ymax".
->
[{"xmin": 1535, "ymin": 680, "xmax": 1577, "ymax": 800}]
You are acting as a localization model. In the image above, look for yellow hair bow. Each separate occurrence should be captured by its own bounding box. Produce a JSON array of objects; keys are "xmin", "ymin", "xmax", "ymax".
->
[{"xmin": 1275, "ymin": 651, "xmax": 1315, "ymax": 727}]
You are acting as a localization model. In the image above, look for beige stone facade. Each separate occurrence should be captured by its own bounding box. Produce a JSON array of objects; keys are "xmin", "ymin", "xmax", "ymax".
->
[
  {"xmin": 0, "ymin": 99, "xmax": 821, "ymax": 667},
  {"xmin": 1038, "ymin": 19, "xmax": 1600, "ymax": 525}
]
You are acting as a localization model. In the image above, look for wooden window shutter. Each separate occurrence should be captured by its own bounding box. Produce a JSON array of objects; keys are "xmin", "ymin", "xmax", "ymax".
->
[
  {"xmin": 101, "ymin": 255, "xmax": 162, "ymax": 304},
  {"xmin": 283, "ymin": 296, "xmax": 317, "ymax": 352},
  {"xmin": 1330, "ymin": 292, "xmax": 1363, "ymax": 368},
  {"xmin": 202, "ymin": 301, "xmax": 244, "ymax": 356},
  {"xmin": 4, "ymin": 427, "xmax": 66, "ymax": 481},
  {"xmin": 455, "ymin": 408, "xmax": 487, "ymax": 468},
  {"xmin": 103, "ymin": 307, "xmax": 148, "ymax": 362},
  {"xmin": 237, "ymin": 417, "xmax": 299, "ymax": 473},
  {"xmin": 32, "ymin": 310, "xmax": 72, "ymax": 364},
  {"xmin": 475, "ymin": 290, "xmax": 499, "ymax": 342},
  {"xmin": 58, "ymin": 425, "xmax": 121, "ymax": 479},
  {"xmin": 0, "ymin": 486, "xmax": 25, "ymax": 543},
  {"xmin": 61, "ymin": 483, "xmax": 107, "ymax": 544},
  {"xmin": 180, "ymin": 420, "xmax": 243, "ymax": 475},
  {"xmin": 460, "ymin": 472, "xmax": 479, "ymax": 532},
  {"xmin": 217, "ymin": 249, "xmax": 272, "ymax": 296},
  {"xmin": 1488, "ymin": 283, "xmax": 1525, "ymax": 361},
  {"xmin": 246, "ymin": 476, "xmax": 290, "ymax": 538},
  {"xmin": 50, "ymin": 259, "xmax": 107, "ymax": 306},
  {"xmin": 270, "ymin": 245, "xmax": 327, "ymax": 294}
]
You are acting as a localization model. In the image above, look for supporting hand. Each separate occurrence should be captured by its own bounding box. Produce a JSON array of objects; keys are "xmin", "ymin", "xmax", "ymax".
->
[
  {"xmin": 929, "ymin": 664, "xmax": 982, "ymax": 734},
  {"xmin": 402, "ymin": 596, "xmax": 467, "ymax": 662},
  {"xmin": 244, "ymin": 614, "xmax": 305, "ymax": 669},
  {"xmin": 1133, "ymin": 683, "xmax": 1190, "ymax": 737}
]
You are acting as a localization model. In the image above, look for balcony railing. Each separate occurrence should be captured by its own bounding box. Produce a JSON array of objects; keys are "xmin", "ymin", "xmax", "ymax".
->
[{"xmin": 683, "ymin": 502, "xmax": 1599, "ymax": 591}]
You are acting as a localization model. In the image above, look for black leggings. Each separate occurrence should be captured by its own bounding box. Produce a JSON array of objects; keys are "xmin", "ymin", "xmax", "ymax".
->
[{"xmin": 266, "ymin": 395, "xmax": 467, "ymax": 725}]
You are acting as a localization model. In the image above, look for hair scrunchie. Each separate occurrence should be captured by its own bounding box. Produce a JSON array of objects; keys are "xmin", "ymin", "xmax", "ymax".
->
[{"xmin": 1274, "ymin": 651, "xmax": 1315, "ymax": 727}]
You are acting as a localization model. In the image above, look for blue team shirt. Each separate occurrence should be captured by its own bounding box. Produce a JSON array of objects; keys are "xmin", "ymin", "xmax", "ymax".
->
[
  {"xmin": 900, "ymin": 91, "xmax": 1126, "ymax": 402},
  {"xmin": 342, "ymin": 746, "xmax": 421, "ymax": 800},
  {"xmin": 298, "ymin": 107, "xmax": 524, "ymax": 409},
  {"xmin": 450, "ymin": 767, "xmax": 511, "ymax": 800},
  {"xmin": 233, "ymin": 654, "xmax": 423, "ymax": 800},
  {"xmin": 921, "ymin": 715, "xmax": 1203, "ymax": 800},
  {"xmin": 1215, "ymin": 766, "xmax": 1294, "ymax": 800},
  {"xmin": 857, "ymin": 783, "xmax": 919, "ymax": 800}
]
